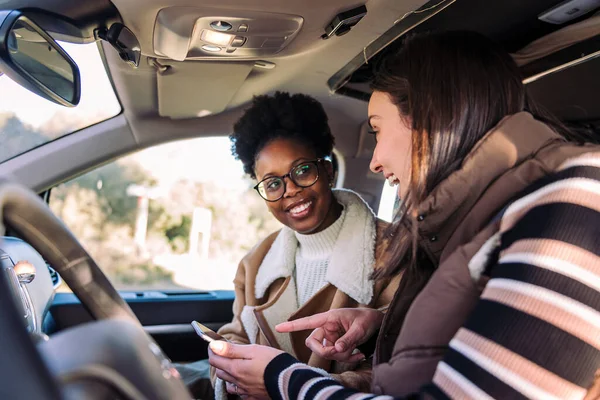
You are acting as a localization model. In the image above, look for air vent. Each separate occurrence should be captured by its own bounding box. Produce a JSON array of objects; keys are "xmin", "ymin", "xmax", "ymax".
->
[{"xmin": 46, "ymin": 264, "xmax": 61, "ymax": 288}]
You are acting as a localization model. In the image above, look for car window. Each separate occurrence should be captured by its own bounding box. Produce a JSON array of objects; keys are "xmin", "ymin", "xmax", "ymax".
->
[
  {"xmin": 378, "ymin": 182, "xmax": 398, "ymax": 222},
  {"xmin": 0, "ymin": 42, "xmax": 121, "ymax": 164},
  {"xmin": 49, "ymin": 137, "xmax": 282, "ymax": 292}
]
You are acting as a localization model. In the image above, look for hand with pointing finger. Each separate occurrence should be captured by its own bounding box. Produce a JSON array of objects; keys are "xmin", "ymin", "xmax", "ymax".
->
[{"xmin": 276, "ymin": 308, "xmax": 384, "ymax": 363}]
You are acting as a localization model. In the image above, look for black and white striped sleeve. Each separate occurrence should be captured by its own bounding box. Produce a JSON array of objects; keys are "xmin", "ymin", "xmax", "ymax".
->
[
  {"xmin": 264, "ymin": 352, "xmax": 395, "ymax": 400},
  {"xmin": 428, "ymin": 153, "xmax": 600, "ymax": 399}
]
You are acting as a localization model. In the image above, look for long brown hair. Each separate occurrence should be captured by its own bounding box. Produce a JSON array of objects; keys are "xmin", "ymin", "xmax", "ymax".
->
[{"xmin": 371, "ymin": 31, "xmax": 577, "ymax": 282}]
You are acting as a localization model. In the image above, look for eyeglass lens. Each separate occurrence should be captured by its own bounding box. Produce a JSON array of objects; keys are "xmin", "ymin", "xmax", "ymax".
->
[{"xmin": 257, "ymin": 162, "xmax": 319, "ymax": 201}]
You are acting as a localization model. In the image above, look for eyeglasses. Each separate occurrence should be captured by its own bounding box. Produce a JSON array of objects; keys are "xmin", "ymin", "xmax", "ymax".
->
[{"xmin": 254, "ymin": 159, "xmax": 327, "ymax": 202}]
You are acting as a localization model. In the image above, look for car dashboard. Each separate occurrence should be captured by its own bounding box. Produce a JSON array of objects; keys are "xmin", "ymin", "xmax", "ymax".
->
[{"xmin": 0, "ymin": 236, "xmax": 59, "ymax": 336}]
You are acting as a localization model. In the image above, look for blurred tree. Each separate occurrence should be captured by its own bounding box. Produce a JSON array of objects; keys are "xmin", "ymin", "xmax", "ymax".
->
[
  {"xmin": 52, "ymin": 159, "xmax": 162, "ymax": 232},
  {"xmin": 11, "ymin": 120, "xmax": 284, "ymax": 289},
  {"xmin": 0, "ymin": 113, "xmax": 49, "ymax": 163},
  {"xmin": 201, "ymin": 181, "xmax": 281, "ymax": 264},
  {"xmin": 164, "ymin": 215, "xmax": 192, "ymax": 253}
]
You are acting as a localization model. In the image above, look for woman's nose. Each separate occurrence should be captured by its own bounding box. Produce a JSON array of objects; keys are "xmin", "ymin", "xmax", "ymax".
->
[
  {"xmin": 370, "ymin": 154, "xmax": 383, "ymax": 174},
  {"xmin": 283, "ymin": 176, "xmax": 301, "ymax": 198}
]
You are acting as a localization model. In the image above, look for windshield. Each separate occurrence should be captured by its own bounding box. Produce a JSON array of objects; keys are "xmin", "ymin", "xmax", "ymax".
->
[{"xmin": 0, "ymin": 41, "xmax": 121, "ymax": 164}]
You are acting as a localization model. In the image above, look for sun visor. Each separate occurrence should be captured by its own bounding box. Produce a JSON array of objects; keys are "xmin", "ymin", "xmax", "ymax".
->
[
  {"xmin": 156, "ymin": 60, "xmax": 253, "ymax": 118},
  {"xmin": 511, "ymin": 13, "xmax": 600, "ymax": 66}
]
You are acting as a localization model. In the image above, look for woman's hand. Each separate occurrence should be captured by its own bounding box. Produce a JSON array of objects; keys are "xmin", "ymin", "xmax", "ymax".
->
[
  {"xmin": 276, "ymin": 308, "xmax": 384, "ymax": 362},
  {"xmin": 208, "ymin": 341, "xmax": 284, "ymax": 399}
]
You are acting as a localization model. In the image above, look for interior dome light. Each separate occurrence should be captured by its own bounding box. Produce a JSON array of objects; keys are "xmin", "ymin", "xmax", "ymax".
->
[
  {"xmin": 201, "ymin": 29, "xmax": 234, "ymax": 46},
  {"xmin": 201, "ymin": 44, "xmax": 221, "ymax": 52}
]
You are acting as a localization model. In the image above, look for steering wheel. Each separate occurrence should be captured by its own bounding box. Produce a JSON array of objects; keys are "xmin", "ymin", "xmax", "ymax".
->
[{"xmin": 0, "ymin": 180, "xmax": 192, "ymax": 399}]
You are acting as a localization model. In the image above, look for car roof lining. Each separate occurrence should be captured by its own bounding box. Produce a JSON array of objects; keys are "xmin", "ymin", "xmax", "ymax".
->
[
  {"xmin": 331, "ymin": 1, "xmax": 600, "ymax": 124},
  {"xmin": 3, "ymin": 0, "xmax": 600, "ymax": 209}
]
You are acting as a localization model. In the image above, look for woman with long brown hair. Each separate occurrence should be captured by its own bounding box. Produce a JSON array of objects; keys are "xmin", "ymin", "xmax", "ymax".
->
[{"xmin": 208, "ymin": 31, "xmax": 600, "ymax": 400}]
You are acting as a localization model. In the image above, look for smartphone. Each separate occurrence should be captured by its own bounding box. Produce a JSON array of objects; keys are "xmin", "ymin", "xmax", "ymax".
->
[{"xmin": 191, "ymin": 321, "xmax": 228, "ymax": 343}]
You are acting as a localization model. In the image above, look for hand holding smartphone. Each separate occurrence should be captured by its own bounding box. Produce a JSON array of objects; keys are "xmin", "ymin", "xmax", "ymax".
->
[{"xmin": 191, "ymin": 321, "xmax": 228, "ymax": 344}]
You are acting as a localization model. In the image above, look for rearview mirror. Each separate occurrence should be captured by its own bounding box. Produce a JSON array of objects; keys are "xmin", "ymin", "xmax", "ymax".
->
[{"xmin": 0, "ymin": 11, "xmax": 80, "ymax": 107}]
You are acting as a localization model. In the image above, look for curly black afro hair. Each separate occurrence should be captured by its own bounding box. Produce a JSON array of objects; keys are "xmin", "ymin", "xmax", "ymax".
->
[{"xmin": 230, "ymin": 91, "xmax": 335, "ymax": 178}]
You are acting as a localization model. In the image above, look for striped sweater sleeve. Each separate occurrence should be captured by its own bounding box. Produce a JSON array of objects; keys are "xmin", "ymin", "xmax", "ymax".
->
[{"xmin": 263, "ymin": 152, "xmax": 600, "ymax": 400}]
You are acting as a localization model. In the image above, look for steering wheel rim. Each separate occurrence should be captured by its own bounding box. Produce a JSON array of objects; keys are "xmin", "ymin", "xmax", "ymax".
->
[
  {"xmin": 0, "ymin": 180, "xmax": 139, "ymax": 322},
  {"xmin": 0, "ymin": 180, "xmax": 193, "ymax": 399}
]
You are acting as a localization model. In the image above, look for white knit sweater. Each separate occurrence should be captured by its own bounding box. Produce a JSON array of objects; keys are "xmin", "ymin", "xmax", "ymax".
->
[{"xmin": 294, "ymin": 211, "xmax": 346, "ymax": 306}]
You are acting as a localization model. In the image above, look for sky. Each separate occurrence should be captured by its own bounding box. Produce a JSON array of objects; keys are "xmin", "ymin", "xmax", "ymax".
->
[
  {"xmin": 128, "ymin": 137, "xmax": 247, "ymax": 191},
  {"xmin": 0, "ymin": 42, "xmax": 120, "ymax": 130}
]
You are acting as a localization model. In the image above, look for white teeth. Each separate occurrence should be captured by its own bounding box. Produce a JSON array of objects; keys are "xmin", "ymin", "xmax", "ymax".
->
[
  {"xmin": 290, "ymin": 201, "xmax": 312, "ymax": 215},
  {"xmin": 387, "ymin": 174, "xmax": 400, "ymax": 187}
]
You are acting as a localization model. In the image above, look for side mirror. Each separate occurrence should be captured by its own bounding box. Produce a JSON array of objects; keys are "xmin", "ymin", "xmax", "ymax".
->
[{"xmin": 0, "ymin": 10, "xmax": 80, "ymax": 107}]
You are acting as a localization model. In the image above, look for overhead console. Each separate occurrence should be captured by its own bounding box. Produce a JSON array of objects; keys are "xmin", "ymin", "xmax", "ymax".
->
[{"xmin": 153, "ymin": 6, "xmax": 303, "ymax": 61}]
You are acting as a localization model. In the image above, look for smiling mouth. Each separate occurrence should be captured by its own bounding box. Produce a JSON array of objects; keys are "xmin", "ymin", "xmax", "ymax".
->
[
  {"xmin": 288, "ymin": 200, "xmax": 313, "ymax": 217},
  {"xmin": 387, "ymin": 174, "xmax": 400, "ymax": 187}
]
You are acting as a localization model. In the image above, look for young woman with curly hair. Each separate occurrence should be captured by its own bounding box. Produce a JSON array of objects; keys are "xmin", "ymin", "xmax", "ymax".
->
[{"xmin": 180, "ymin": 92, "xmax": 401, "ymax": 399}]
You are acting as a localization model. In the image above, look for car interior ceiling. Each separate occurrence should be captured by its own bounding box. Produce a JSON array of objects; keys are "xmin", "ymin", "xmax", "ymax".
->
[
  {"xmin": 1, "ymin": 0, "xmax": 600, "ymax": 202},
  {"xmin": 338, "ymin": 0, "xmax": 600, "ymax": 127}
]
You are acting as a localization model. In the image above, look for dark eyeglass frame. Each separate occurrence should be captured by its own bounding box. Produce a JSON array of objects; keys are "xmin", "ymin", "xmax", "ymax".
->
[{"xmin": 254, "ymin": 158, "xmax": 329, "ymax": 202}]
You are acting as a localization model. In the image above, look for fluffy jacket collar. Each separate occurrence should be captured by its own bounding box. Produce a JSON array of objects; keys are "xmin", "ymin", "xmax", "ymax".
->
[{"xmin": 254, "ymin": 189, "xmax": 377, "ymax": 305}]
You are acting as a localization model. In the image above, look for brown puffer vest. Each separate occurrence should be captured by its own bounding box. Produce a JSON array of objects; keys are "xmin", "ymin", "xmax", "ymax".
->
[{"xmin": 371, "ymin": 112, "xmax": 600, "ymax": 396}]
